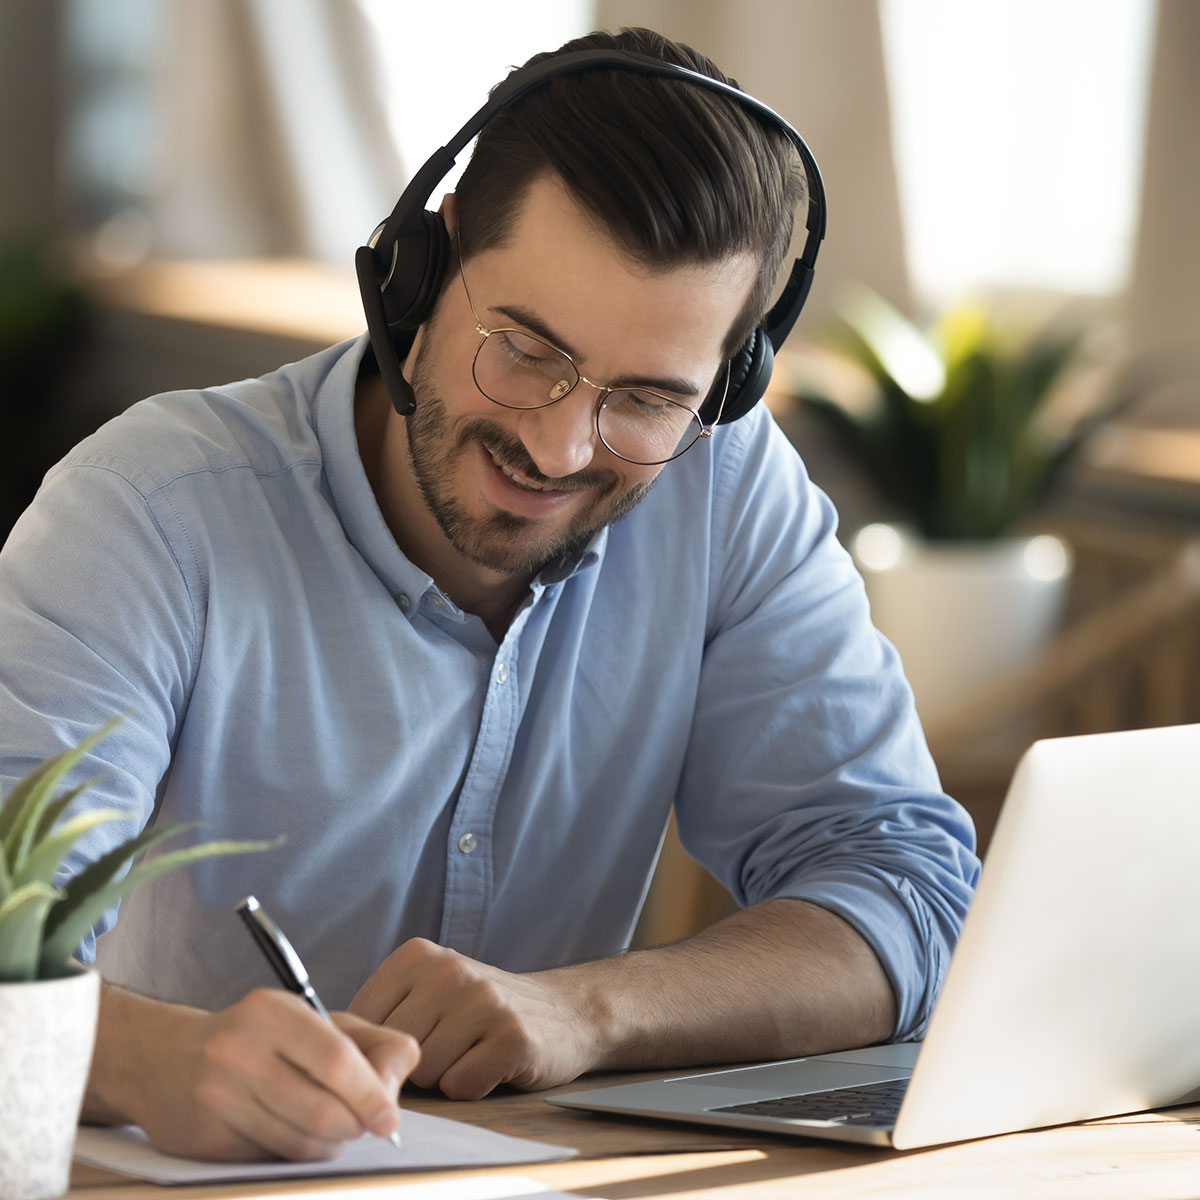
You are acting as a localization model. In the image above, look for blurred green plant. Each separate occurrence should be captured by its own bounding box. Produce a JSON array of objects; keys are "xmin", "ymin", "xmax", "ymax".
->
[
  {"xmin": 0, "ymin": 718, "xmax": 276, "ymax": 983},
  {"xmin": 794, "ymin": 288, "xmax": 1141, "ymax": 540}
]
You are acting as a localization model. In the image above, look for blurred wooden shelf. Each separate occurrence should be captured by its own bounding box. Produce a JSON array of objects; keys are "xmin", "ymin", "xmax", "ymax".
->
[
  {"xmin": 1085, "ymin": 424, "xmax": 1200, "ymax": 496},
  {"xmin": 77, "ymin": 255, "xmax": 364, "ymax": 344},
  {"xmin": 69, "ymin": 256, "xmax": 366, "ymax": 421}
]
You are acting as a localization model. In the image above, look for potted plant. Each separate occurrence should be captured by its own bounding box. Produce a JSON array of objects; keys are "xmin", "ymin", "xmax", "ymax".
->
[
  {"xmin": 791, "ymin": 287, "xmax": 1136, "ymax": 723},
  {"xmin": 0, "ymin": 718, "xmax": 273, "ymax": 1200}
]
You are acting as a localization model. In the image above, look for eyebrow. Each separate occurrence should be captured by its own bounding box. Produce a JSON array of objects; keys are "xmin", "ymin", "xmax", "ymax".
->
[{"xmin": 492, "ymin": 303, "xmax": 703, "ymax": 399}]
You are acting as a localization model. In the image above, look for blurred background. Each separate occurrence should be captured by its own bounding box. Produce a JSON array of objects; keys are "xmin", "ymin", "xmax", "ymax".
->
[{"xmin": 2, "ymin": 0, "xmax": 1197, "ymax": 937}]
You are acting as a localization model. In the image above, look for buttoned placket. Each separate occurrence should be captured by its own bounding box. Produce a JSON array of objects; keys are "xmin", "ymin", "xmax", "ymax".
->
[
  {"xmin": 437, "ymin": 587, "xmax": 545, "ymax": 956},
  {"xmin": 387, "ymin": 549, "xmax": 598, "ymax": 958}
]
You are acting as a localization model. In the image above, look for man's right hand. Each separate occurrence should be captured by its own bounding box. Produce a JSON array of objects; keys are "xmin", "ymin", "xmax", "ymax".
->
[{"xmin": 84, "ymin": 982, "xmax": 420, "ymax": 1161}]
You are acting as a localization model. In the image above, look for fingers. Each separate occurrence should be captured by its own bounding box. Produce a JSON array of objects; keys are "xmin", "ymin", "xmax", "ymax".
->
[
  {"xmin": 332, "ymin": 1011, "xmax": 420, "ymax": 1115},
  {"xmin": 351, "ymin": 939, "xmax": 455, "ymax": 1048},
  {"xmin": 349, "ymin": 940, "xmax": 593, "ymax": 1102},
  {"xmin": 354, "ymin": 942, "xmax": 546, "ymax": 1097},
  {"xmin": 187, "ymin": 990, "xmax": 411, "ymax": 1158},
  {"xmin": 349, "ymin": 943, "xmax": 419, "ymax": 1023},
  {"xmin": 380, "ymin": 995, "xmax": 443, "ymax": 1046},
  {"xmin": 418, "ymin": 1004, "xmax": 543, "ymax": 1098},
  {"xmin": 399, "ymin": 978, "xmax": 514, "ymax": 1092},
  {"xmin": 256, "ymin": 996, "xmax": 408, "ymax": 1142},
  {"xmin": 436, "ymin": 1038, "xmax": 516, "ymax": 1101},
  {"xmin": 404, "ymin": 1012, "xmax": 484, "ymax": 1092}
]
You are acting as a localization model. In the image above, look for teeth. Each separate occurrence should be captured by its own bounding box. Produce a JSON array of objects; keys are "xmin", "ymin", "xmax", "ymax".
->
[{"xmin": 495, "ymin": 457, "xmax": 546, "ymax": 492}]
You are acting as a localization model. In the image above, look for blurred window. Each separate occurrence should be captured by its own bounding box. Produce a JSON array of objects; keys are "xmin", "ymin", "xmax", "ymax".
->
[
  {"xmin": 62, "ymin": 0, "xmax": 165, "ymax": 262},
  {"xmin": 879, "ymin": 0, "xmax": 1155, "ymax": 307},
  {"xmin": 62, "ymin": 0, "xmax": 591, "ymax": 266},
  {"xmin": 359, "ymin": 0, "xmax": 592, "ymax": 194}
]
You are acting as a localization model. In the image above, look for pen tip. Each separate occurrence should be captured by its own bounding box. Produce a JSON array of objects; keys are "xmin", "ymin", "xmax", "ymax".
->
[{"xmin": 389, "ymin": 1129, "xmax": 404, "ymax": 1151}]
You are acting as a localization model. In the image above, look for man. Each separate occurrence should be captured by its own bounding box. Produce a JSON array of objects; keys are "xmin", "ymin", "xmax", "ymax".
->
[{"xmin": 0, "ymin": 29, "xmax": 977, "ymax": 1161}]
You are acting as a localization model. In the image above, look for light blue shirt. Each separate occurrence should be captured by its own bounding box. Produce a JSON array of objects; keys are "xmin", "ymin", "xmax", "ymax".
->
[{"xmin": 0, "ymin": 335, "xmax": 978, "ymax": 1038}]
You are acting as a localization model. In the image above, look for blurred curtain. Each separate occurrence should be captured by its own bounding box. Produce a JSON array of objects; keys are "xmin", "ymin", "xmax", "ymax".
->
[
  {"xmin": 0, "ymin": 0, "xmax": 62, "ymax": 243},
  {"xmin": 593, "ymin": 0, "xmax": 913, "ymax": 322},
  {"xmin": 1123, "ymin": 0, "xmax": 1200, "ymax": 424},
  {"xmin": 152, "ymin": 0, "xmax": 402, "ymax": 263}
]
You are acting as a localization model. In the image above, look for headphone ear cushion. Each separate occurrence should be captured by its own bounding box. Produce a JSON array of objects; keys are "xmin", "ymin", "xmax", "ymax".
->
[
  {"xmin": 707, "ymin": 327, "xmax": 774, "ymax": 425},
  {"xmin": 379, "ymin": 210, "xmax": 453, "ymax": 330}
]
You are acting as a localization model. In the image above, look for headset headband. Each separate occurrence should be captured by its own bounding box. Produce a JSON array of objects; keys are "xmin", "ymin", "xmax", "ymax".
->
[{"xmin": 356, "ymin": 48, "xmax": 826, "ymax": 422}]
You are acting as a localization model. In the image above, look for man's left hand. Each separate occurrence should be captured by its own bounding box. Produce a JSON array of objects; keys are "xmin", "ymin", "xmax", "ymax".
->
[
  {"xmin": 349, "ymin": 902, "xmax": 898, "ymax": 1101},
  {"xmin": 348, "ymin": 939, "xmax": 607, "ymax": 1099}
]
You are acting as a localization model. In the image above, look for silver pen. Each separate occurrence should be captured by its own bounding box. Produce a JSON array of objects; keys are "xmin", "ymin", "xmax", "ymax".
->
[{"xmin": 236, "ymin": 895, "xmax": 404, "ymax": 1150}]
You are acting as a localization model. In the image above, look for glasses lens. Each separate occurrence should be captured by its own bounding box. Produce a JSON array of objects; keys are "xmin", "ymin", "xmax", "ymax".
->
[
  {"xmin": 475, "ymin": 330, "xmax": 578, "ymax": 409},
  {"xmin": 598, "ymin": 391, "xmax": 704, "ymax": 465}
]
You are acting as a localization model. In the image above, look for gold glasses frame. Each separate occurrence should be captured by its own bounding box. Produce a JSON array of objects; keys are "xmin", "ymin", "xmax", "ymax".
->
[{"xmin": 457, "ymin": 252, "xmax": 730, "ymax": 466}]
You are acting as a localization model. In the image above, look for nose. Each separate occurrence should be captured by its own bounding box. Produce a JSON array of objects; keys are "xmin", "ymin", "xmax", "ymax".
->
[{"xmin": 515, "ymin": 385, "xmax": 601, "ymax": 480}]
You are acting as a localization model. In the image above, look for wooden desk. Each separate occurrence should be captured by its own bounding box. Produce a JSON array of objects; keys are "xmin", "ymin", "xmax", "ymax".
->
[{"xmin": 65, "ymin": 1073, "xmax": 1200, "ymax": 1200}]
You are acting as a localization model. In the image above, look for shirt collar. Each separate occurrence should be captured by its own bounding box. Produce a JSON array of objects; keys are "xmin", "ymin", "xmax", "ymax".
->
[{"xmin": 535, "ymin": 529, "xmax": 607, "ymax": 586}]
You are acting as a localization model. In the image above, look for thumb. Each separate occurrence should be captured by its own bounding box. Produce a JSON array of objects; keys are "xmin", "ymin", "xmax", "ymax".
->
[{"xmin": 334, "ymin": 1011, "xmax": 420, "ymax": 1097}]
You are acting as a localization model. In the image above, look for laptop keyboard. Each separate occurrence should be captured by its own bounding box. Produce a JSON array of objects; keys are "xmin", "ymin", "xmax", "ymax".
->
[{"xmin": 711, "ymin": 1076, "xmax": 909, "ymax": 1126}]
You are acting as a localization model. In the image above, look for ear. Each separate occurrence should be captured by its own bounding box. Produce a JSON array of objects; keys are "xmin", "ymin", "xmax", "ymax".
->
[{"xmin": 438, "ymin": 192, "xmax": 457, "ymax": 236}]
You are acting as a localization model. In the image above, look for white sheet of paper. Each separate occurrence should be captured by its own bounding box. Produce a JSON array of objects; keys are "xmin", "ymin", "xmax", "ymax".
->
[{"xmin": 73, "ymin": 1111, "xmax": 576, "ymax": 1184}]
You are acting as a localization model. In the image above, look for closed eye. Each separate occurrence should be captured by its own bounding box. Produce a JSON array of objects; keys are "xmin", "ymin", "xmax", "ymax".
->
[
  {"xmin": 606, "ymin": 389, "xmax": 697, "ymax": 420},
  {"xmin": 494, "ymin": 330, "xmax": 561, "ymax": 369}
]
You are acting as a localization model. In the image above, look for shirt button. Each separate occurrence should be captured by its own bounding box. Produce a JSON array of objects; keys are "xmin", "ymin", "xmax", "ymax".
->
[
  {"xmin": 397, "ymin": 593, "xmax": 411, "ymax": 613},
  {"xmin": 457, "ymin": 832, "xmax": 478, "ymax": 854},
  {"xmin": 494, "ymin": 663, "xmax": 508, "ymax": 684},
  {"xmin": 430, "ymin": 593, "xmax": 447, "ymax": 609}
]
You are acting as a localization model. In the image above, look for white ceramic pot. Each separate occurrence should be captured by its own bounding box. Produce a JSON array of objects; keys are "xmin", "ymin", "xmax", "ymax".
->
[
  {"xmin": 0, "ymin": 968, "xmax": 101, "ymax": 1200},
  {"xmin": 852, "ymin": 524, "xmax": 1073, "ymax": 727}
]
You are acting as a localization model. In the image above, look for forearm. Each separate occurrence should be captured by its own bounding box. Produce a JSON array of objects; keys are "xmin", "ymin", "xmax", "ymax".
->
[
  {"xmin": 83, "ymin": 982, "xmax": 207, "ymax": 1126},
  {"xmin": 547, "ymin": 898, "xmax": 899, "ymax": 1073}
]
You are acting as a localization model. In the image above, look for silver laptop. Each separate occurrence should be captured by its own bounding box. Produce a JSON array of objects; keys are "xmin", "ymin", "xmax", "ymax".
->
[{"xmin": 551, "ymin": 723, "xmax": 1200, "ymax": 1148}]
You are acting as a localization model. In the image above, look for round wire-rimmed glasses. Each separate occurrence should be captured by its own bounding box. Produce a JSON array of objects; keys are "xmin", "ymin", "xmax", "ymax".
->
[{"xmin": 458, "ymin": 259, "xmax": 729, "ymax": 466}]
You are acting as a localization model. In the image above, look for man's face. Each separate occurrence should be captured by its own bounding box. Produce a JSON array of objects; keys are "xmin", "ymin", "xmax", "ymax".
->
[{"xmin": 400, "ymin": 173, "xmax": 759, "ymax": 580}]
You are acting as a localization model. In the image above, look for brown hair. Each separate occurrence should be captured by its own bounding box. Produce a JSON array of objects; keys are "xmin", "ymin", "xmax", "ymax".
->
[{"xmin": 453, "ymin": 28, "xmax": 806, "ymax": 358}]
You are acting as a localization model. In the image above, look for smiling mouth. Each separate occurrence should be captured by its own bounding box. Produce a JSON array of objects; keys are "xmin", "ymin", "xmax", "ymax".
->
[
  {"xmin": 497, "ymin": 459, "xmax": 548, "ymax": 491},
  {"xmin": 487, "ymin": 447, "xmax": 572, "ymax": 494}
]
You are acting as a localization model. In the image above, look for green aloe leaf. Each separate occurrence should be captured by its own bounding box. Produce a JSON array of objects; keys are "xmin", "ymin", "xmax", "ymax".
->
[
  {"xmin": 35, "ymin": 774, "xmax": 111, "ymax": 842},
  {"xmin": 39, "ymin": 836, "xmax": 278, "ymax": 973},
  {"xmin": 0, "ymin": 756, "xmax": 57, "ymax": 846},
  {"xmin": 14, "ymin": 807, "xmax": 134, "ymax": 889},
  {"xmin": 1, "ymin": 716, "xmax": 280, "ymax": 980},
  {"xmin": 0, "ymin": 881, "xmax": 61, "ymax": 982},
  {"xmin": 6, "ymin": 819, "xmax": 185, "ymax": 978},
  {"xmin": 1, "ymin": 716, "xmax": 124, "ymax": 872},
  {"xmin": 41, "ymin": 821, "xmax": 196, "ymax": 941}
]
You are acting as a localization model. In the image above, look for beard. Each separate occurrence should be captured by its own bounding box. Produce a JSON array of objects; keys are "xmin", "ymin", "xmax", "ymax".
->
[{"xmin": 405, "ymin": 341, "xmax": 658, "ymax": 578}]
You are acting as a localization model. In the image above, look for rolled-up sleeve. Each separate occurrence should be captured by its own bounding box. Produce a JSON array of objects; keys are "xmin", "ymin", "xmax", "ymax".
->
[
  {"xmin": 674, "ymin": 412, "xmax": 979, "ymax": 1039},
  {"xmin": 0, "ymin": 451, "xmax": 195, "ymax": 960}
]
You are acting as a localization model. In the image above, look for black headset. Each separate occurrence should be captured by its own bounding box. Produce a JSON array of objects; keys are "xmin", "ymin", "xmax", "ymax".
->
[{"xmin": 355, "ymin": 49, "xmax": 826, "ymax": 428}]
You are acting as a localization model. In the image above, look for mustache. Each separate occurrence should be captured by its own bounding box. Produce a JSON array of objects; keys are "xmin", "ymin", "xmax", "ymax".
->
[{"xmin": 457, "ymin": 418, "xmax": 620, "ymax": 494}]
